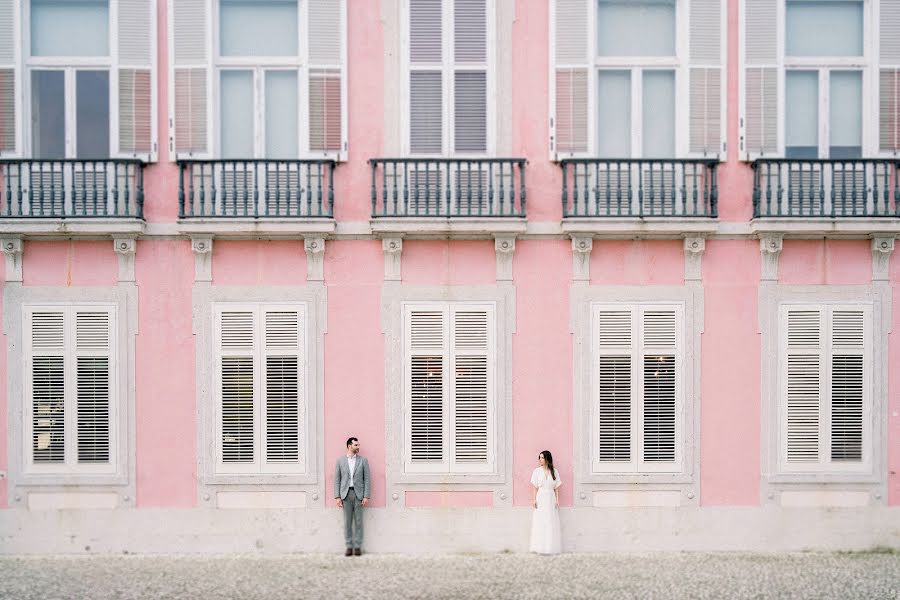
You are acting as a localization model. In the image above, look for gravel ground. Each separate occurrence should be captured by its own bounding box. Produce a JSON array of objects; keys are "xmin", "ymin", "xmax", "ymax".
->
[{"xmin": 0, "ymin": 552, "xmax": 898, "ymax": 600}]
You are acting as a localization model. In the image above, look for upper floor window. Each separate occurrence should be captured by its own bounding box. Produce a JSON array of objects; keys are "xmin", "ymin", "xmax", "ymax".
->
[
  {"xmin": 170, "ymin": 0, "xmax": 346, "ymax": 160},
  {"xmin": 551, "ymin": 0, "xmax": 724, "ymax": 159},
  {"xmin": 0, "ymin": 0, "xmax": 156, "ymax": 159},
  {"xmin": 404, "ymin": 0, "xmax": 494, "ymax": 156},
  {"xmin": 742, "ymin": 0, "xmax": 900, "ymax": 159}
]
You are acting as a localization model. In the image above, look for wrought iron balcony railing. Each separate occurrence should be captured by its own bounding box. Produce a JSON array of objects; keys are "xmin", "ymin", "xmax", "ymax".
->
[
  {"xmin": 561, "ymin": 159, "xmax": 718, "ymax": 218},
  {"xmin": 178, "ymin": 160, "xmax": 335, "ymax": 218},
  {"xmin": 0, "ymin": 159, "xmax": 144, "ymax": 218},
  {"xmin": 369, "ymin": 158, "xmax": 526, "ymax": 218},
  {"xmin": 752, "ymin": 159, "xmax": 900, "ymax": 218}
]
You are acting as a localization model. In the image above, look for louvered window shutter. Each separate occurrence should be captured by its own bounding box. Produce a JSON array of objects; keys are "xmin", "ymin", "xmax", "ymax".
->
[
  {"xmin": 218, "ymin": 310, "xmax": 257, "ymax": 469},
  {"xmin": 28, "ymin": 311, "xmax": 67, "ymax": 465},
  {"xmin": 75, "ymin": 311, "xmax": 113, "ymax": 464},
  {"xmin": 0, "ymin": 0, "xmax": 19, "ymax": 155},
  {"xmin": 595, "ymin": 309, "xmax": 635, "ymax": 471},
  {"xmin": 451, "ymin": 307, "xmax": 492, "ymax": 471},
  {"xmin": 688, "ymin": 0, "xmax": 723, "ymax": 157},
  {"xmin": 406, "ymin": 307, "xmax": 449, "ymax": 471},
  {"xmin": 879, "ymin": 1, "xmax": 900, "ymax": 154},
  {"xmin": 308, "ymin": 0, "xmax": 345, "ymax": 155},
  {"xmin": 552, "ymin": 0, "xmax": 590, "ymax": 158},
  {"xmin": 639, "ymin": 309, "xmax": 678, "ymax": 470},
  {"xmin": 262, "ymin": 309, "xmax": 303, "ymax": 472},
  {"xmin": 829, "ymin": 310, "xmax": 865, "ymax": 463},
  {"xmin": 116, "ymin": 0, "xmax": 154, "ymax": 159},
  {"xmin": 410, "ymin": 0, "xmax": 444, "ymax": 154},
  {"xmin": 170, "ymin": 0, "xmax": 210, "ymax": 158},
  {"xmin": 742, "ymin": 0, "xmax": 779, "ymax": 159},
  {"xmin": 783, "ymin": 309, "xmax": 823, "ymax": 465},
  {"xmin": 453, "ymin": 0, "xmax": 487, "ymax": 153}
]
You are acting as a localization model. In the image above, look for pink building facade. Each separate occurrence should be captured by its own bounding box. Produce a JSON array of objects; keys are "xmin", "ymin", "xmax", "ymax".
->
[{"xmin": 0, "ymin": 0, "xmax": 899, "ymax": 553}]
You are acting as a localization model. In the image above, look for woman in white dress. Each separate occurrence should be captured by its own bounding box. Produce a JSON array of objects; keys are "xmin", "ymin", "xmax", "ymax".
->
[{"xmin": 529, "ymin": 450, "xmax": 562, "ymax": 554}]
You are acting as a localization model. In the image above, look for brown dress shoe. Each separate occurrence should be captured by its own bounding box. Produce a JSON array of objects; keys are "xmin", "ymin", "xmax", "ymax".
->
[
  {"xmin": 353, "ymin": 548, "xmax": 362, "ymax": 556},
  {"xmin": 345, "ymin": 548, "xmax": 353, "ymax": 556}
]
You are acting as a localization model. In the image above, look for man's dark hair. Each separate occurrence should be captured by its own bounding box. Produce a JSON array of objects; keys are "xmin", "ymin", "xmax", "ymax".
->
[{"xmin": 346, "ymin": 437, "xmax": 358, "ymax": 448}]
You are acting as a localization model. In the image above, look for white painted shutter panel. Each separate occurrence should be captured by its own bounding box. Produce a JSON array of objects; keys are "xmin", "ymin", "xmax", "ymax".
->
[
  {"xmin": 879, "ymin": 1, "xmax": 900, "ymax": 154},
  {"xmin": 407, "ymin": 307, "xmax": 448, "ymax": 469},
  {"xmin": 451, "ymin": 307, "xmax": 491, "ymax": 470},
  {"xmin": 552, "ymin": 0, "xmax": 590, "ymax": 157},
  {"xmin": 0, "ymin": 0, "xmax": 19, "ymax": 155},
  {"xmin": 742, "ymin": 0, "xmax": 779, "ymax": 158},
  {"xmin": 308, "ymin": 0, "xmax": 345, "ymax": 155},
  {"xmin": 219, "ymin": 311, "xmax": 256, "ymax": 466},
  {"xmin": 784, "ymin": 309, "xmax": 822, "ymax": 464},
  {"xmin": 116, "ymin": 0, "xmax": 154, "ymax": 159},
  {"xmin": 595, "ymin": 310, "xmax": 634, "ymax": 468},
  {"xmin": 410, "ymin": 0, "xmax": 443, "ymax": 154},
  {"xmin": 688, "ymin": 0, "xmax": 723, "ymax": 156},
  {"xmin": 263, "ymin": 309, "xmax": 303, "ymax": 470},
  {"xmin": 170, "ymin": 0, "xmax": 210, "ymax": 158},
  {"xmin": 640, "ymin": 309, "xmax": 677, "ymax": 467},
  {"xmin": 453, "ymin": 0, "xmax": 487, "ymax": 153},
  {"xmin": 75, "ymin": 311, "xmax": 112, "ymax": 464},
  {"xmin": 829, "ymin": 310, "xmax": 865, "ymax": 463},
  {"xmin": 29, "ymin": 312, "xmax": 66, "ymax": 465}
]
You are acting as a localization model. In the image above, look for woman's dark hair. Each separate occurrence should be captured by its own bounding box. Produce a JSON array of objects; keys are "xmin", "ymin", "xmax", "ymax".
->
[{"xmin": 539, "ymin": 450, "xmax": 556, "ymax": 480}]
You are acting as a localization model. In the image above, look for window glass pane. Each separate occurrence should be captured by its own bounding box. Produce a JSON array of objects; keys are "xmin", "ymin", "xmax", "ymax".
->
[
  {"xmin": 597, "ymin": 70, "xmax": 631, "ymax": 157},
  {"xmin": 220, "ymin": 70, "xmax": 255, "ymax": 158},
  {"xmin": 265, "ymin": 70, "xmax": 298, "ymax": 158},
  {"xmin": 598, "ymin": 0, "xmax": 675, "ymax": 57},
  {"xmin": 786, "ymin": 1, "xmax": 862, "ymax": 57},
  {"xmin": 220, "ymin": 0, "xmax": 298, "ymax": 57},
  {"xmin": 76, "ymin": 70, "xmax": 109, "ymax": 158},
  {"xmin": 786, "ymin": 71, "xmax": 819, "ymax": 158},
  {"xmin": 31, "ymin": 0, "xmax": 109, "ymax": 57},
  {"xmin": 642, "ymin": 70, "xmax": 675, "ymax": 158},
  {"xmin": 829, "ymin": 71, "xmax": 862, "ymax": 159},
  {"xmin": 31, "ymin": 70, "xmax": 65, "ymax": 159}
]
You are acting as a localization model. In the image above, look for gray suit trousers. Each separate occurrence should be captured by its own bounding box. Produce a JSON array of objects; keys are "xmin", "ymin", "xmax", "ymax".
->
[{"xmin": 342, "ymin": 493, "xmax": 363, "ymax": 548}]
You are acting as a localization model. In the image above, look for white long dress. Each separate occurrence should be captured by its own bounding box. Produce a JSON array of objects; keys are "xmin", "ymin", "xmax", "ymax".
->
[{"xmin": 529, "ymin": 467, "xmax": 562, "ymax": 554}]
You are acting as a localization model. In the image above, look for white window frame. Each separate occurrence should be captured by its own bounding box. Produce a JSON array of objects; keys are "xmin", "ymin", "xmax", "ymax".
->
[
  {"xmin": 400, "ymin": 0, "xmax": 497, "ymax": 157},
  {"xmin": 212, "ymin": 302, "xmax": 308, "ymax": 476},
  {"xmin": 22, "ymin": 303, "xmax": 119, "ymax": 476},
  {"xmin": 590, "ymin": 302, "xmax": 686, "ymax": 475},
  {"xmin": 776, "ymin": 302, "xmax": 874, "ymax": 475},
  {"xmin": 402, "ymin": 301, "xmax": 497, "ymax": 475}
]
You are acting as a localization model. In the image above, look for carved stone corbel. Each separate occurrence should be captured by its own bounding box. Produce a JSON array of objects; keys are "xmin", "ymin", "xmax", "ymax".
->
[
  {"xmin": 1, "ymin": 237, "xmax": 23, "ymax": 283},
  {"xmin": 304, "ymin": 237, "xmax": 326, "ymax": 282},
  {"xmin": 571, "ymin": 236, "xmax": 593, "ymax": 283},
  {"xmin": 191, "ymin": 236, "xmax": 214, "ymax": 283},
  {"xmin": 382, "ymin": 237, "xmax": 403, "ymax": 282},
  {"xmin": 759, "ymin": 234, "xmax": 783, "ymax": 283}
]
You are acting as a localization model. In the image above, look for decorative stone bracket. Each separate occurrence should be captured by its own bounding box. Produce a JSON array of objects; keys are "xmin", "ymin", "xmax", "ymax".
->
[
  {"xmin": 494, "ymin": 235, "xmax": 516, "ymax": 282},
  {"xmin": 191, "ymin": 236, "xmax": 214, "ymax": 283},
  {"xmin": 382, "ymin": 237, "xmax": 403, "ymax": 282},
  {"xmin": 1, "ymin": 237, "xmax": 23, "ymax": 283},
  {"xmin": 872, "ymin": 236, "xmax": 895, "ymax": 282},
  {"xmin": 759, "ymin": 234, "xmax": 783, "ymax": 282},
  {"xmin": 304, "ymin": 237, "xmax": 325, "ymax": 282},
  {"xmin": 571, "ymin": 236, "xmax": 593, "ymax": 282},
  {"xmin": 113, "ymin": 237, "xmax": 137, "ymax": 283},
  {"xmin": 683, "ymin": 237, "xmax": 706, "ymax": 283}
]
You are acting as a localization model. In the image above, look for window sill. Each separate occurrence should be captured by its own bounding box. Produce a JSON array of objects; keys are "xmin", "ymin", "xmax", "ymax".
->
[
  {"xmin": 575, "ymin": 475, "xmax": 698, "ymax": 507},
  {"xmin": 561, "ymin": 217, "xmax": 718, "ymax": 239},
  {"xmin": 369, "ymin": 216, "xmax": 527, "ymax": 239}
]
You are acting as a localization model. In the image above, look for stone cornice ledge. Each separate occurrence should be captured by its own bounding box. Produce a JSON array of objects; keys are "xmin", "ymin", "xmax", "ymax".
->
[
  {"xmin": 561, "ymin": 218, "xmax": 718, "ymax": 239},
  {"xmin": 0, "ymin": 218, "xmax": 145, "ymax": 236},
  {"xmin": 751, "ymin": 218, "xmax": 900, "ymax": 238},
  {"xmin": 177, "ymin": 218, "xmax": 336, "ymax": 238},
  {"xmin": 369, "ymin": 217, "xmax": 527, "ymax": 239}
]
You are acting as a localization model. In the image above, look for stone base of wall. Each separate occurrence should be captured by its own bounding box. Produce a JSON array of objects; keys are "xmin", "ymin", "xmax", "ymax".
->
[{"xmin": 2, "ymin": 507, "xmax": 900, "ymax": 554}]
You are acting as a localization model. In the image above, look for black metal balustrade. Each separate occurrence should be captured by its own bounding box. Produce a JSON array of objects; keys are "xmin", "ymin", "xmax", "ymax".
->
[
  {"xmin": 561, "ymin": 159, "xmax": 718, "ymax": 218},
  {"xmin": 369, "ymin": 159, "xmax": 526, "ymax": 218},
  {"xmin": 178, "ymin": 160, "xmax": 335, "ymax": 218},
  {"xmin": 0, "ymin": 160, "xmax": 144, "ymax": 218},
  {"xmin": 752, "ymin": 159, "xmax": 900, "ymax": 218}
]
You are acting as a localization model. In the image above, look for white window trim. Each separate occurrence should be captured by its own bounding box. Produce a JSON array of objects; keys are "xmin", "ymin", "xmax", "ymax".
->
[
  {"xmin": 759, "ymin": 284, "xmax": 889, "ymax": 499},
  {"xmin": 383, "ymin": 285, "xmax": 513, "ymax": 505},
  {"xmin": 590, "ymin": 302, "xmax": 686, "ymax": 475},
  {"xmin": 571, "ymin": 285, "xmax": 701, "ymax": 504},
  {"xmin": 400, "ymin": 0, "xmax": 497, "ymax": 157},
  {"xmin": 4, "ymin": 284, "xmax": 137, "ymax": 504},
  {"xmin": 194, "ymin": 285, "xmax": 325, "ymax": 498},
  {"xmin": 402, "ymin": 301, "xmax": 497, "ymax": 475},
  {"xmin": 20, "ymin": 0, "xmax": 158, "ymax": 161}
]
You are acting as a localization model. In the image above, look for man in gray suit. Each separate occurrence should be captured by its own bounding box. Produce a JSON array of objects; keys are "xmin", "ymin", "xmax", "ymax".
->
[{"xmin": 334, "ymin": 436, "xmax": 371, "ymax": 556}]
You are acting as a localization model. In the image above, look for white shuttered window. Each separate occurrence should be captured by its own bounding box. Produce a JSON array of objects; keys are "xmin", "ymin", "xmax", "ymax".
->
[
  {"xmin": 23, "ymin": 304, "xmax": 118, "ymax": 474},
  {"xmin": 404, "ymin": 302, "xmax": 496, "ymax": 474},
  {"xmin": 406, "ymin": 0, "xmax": 494, "ymax": 156},
  {"xmin": 550, "ymin": 0, "xmax": 725, "ymax": 159},
  {"xmin": 214, "ymin": 304, "xmax": 306, "ymax": 475},
  {"xmin": 169, "ymin": 0, "xmax": 347, "ymax": 159},
  {"xmin": 591, "ymin": 304, "xmax": 684, "ymax": 474},
  {"xmin": 779, "ymin": 304, "xmax": 872, "ymax": 473}
]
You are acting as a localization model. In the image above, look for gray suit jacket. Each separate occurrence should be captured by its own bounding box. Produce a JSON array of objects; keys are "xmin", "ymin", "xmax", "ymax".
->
[{"xmin": 334, "ymin": 455, "xmax": 371, "ymax": 501}]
